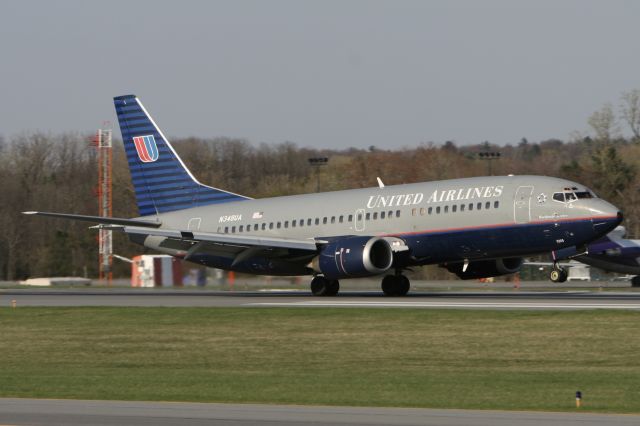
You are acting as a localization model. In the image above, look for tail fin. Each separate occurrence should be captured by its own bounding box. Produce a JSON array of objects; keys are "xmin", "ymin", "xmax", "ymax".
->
[{"xmin": 114, "ymin": 95, "xmax": 249, "ymax": 216}]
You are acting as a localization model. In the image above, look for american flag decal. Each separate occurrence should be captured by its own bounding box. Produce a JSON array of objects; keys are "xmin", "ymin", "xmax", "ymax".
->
[{"xmin": 133, "ymin": 135, "xmax": 159, "ymax": 162}]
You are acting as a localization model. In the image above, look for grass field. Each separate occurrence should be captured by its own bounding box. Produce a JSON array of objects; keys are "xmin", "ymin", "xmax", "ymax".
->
[{"xmin": 1, "ymin": 307, "xmax": 639, "ymax": 412}]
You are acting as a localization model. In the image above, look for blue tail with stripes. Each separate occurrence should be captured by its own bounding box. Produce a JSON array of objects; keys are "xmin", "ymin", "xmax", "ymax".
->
[{"xmin": 114, "ymin": 95, "xmax": 250, "ymax": 217}]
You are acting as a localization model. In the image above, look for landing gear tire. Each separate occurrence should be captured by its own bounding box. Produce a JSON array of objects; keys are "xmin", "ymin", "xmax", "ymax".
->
[
  {"xmin": 325, "ymin": 279, "xmax": 340, "ymax": 296},
  {"xmin": 310, "ymin": 276, "xmax": 340, "ymax": 296},
  {"xmin": 381, "ymin": 274, "xmax": 410, "ymax": 296},
  {"xmin": 631, "ymin": 276, "xmax": 640, "ymax": 288},
  {"xmin": 550, "ymin": 267, "xmax": 568, "ymax": 283}
]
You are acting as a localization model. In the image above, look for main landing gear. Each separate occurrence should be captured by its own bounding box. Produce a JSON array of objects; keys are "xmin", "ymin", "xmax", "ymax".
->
[
  {"xmin": 549, "ymin": 264, "xmax": 568, "ymax": 283},
  {"xmin": 381, "ymin": 272, "xmax": 410, "ymax": 296},
  {"xmin": 310, "ymin": 276, "xmax": 340, "ymax": 296},
  {"xmin": 309, "ymin": 273, "xmax": 411, "ymax": 297}
]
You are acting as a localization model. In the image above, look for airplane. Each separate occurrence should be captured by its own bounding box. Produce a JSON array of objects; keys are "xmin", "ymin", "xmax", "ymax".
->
[
  {"xmin": 23, "ymin": 94, "xmax": 623, "ymax": 296},
  {"xmin": 543, "ymin": 226, "xmax": 640, "ymax": 286}
]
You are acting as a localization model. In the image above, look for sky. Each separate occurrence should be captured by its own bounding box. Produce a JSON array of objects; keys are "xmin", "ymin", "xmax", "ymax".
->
[{"xmin": 1, "ymin": 0, "xmax": 639, "ymax": 149}]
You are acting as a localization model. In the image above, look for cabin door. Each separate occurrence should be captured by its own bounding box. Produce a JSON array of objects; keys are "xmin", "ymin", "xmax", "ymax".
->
[{"xmin": 513, "ymin": 186, "xmax": 533, "ymax": 224}]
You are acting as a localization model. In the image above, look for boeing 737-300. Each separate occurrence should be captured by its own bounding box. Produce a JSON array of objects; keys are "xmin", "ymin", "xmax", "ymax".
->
[{"xmin": 24, "ymin": 95, "xmax": 623, "ymax": 296}]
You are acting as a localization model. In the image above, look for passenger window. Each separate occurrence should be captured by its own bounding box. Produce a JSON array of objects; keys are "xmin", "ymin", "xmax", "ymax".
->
[
  {"xmin": 277, "ymin": 222, "xmax": 281, "ymax": 229},
  {"xmin": 436, "ymin": 206, "xmax": 441, "ymax": 214},
  {"xmin": 307, "ymin": 219, "xmax": 312, "ymax": 226},
  {"xmin": 348, "ymin": 214, "xmax": 353, "ymax": 222},
  {"xmin": 373, "ymin": 212, "xmax": 378, "ymax": 220},
  {"xmin": 292, "ymin": 220, "xmax": 296, "ymax": 228},
  {"xmin": 331, "ymin": 216, "xmax": 336, "ymax": 224},
  {"xmin": 262, "ymin": 223, "xmax": 266, "ymax": 230},
  {"xmin": 381, "ymin": 211, "xmax": 386, "ymax": 219},
  {"xmin": 232, "ymin": 226, "xmax": 236, "ymax": 233},
  {"xmin": 494, "ymin": 201, "xmax": 499, "ymax": 208},
  {"xmin": 428, "ymin": 207, "xmax": 433, "ymax": 215},
  {"xmin": 254, "ymin": 224, "xmax": 258, "ymax": 231},
  {"xmin": 444, "ymin": 205, "xmax": 449, "ymax": 213},
  {"xmin": 366, "ymin": 213, "xmax": 371, "ymax": 220},
  {"xmin": 396, "ymin": 210, "xmax": 401, "ymax": 218},
  {"xmin": 477, "ymin": 202, "xmax": 482, "ymax": 210},
  {"xmin": 217, "ymin": 226, "xmax": 221, "ymax": 233},
  {"xmin": 485, "ymin": 201, "xmax": 490, "ymax": 209},
  {"xmin": 553, "ymin": 193, "xmax": 564, "ymax": 202},
  {"xmin": 299, "ymin": 219, "xmax": 304, "ymax": 227},
  {"xmin": 224, "ymin": 226, "xmax": 229, "ymax": 233},
  {"xmin": 460, "ymin": 204, "xmax": 465, "ymax": 212},
  {"xmin": 412, "ymin": 208, "xmax": 417, "ymax": 216},
  {"xmin": 315, "ymin": 218, "xmax": 320, "ymax": 225},
  {"xmin": 468, "ymin": 203, "xmax": 473, "ymax": 211},
  {"xmin": 339, "ymin": 215, "xmax": 344, "ymax": 223},
  {"xmin": 323, "ymin": 217, "xmax": 328, "ymax": 224},
  {"xmin": 388, "ymin": 210, "xmax": 393, "ymax": 218},
  {"xmin": 269, "ymin": 223, "xmax": 274, "ymax": 229},
  {"xmin": 420, "ymin": 208, "xmax": 426, "ymax": 215},
  {"xmin": 452, "ymin": 205, "xmax": 457, "ymax": 213},
  {"xmin": 239, "ymin": 225, "xmax": 244, "ymax": 232}
]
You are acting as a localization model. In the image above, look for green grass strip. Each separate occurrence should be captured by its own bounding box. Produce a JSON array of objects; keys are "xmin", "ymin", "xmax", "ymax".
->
[{"xmin": 1, "ymin": 307, "xmax": 639, "ymax": 412}]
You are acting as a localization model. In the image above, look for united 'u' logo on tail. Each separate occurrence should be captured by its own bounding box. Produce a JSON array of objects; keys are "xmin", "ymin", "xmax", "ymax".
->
[{"xmin": 133, "ymin": 135, "xmax": 159, "ymax": 162}]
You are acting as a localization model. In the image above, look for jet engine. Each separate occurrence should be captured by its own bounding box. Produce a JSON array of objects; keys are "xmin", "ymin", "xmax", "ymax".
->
[
  {"xmin": 315, "ymin": 236, "xmax": 394, "ymax": 279},
  {"xmin": 446, "ymin": 257, "xmax": 523, "ymax": 280}
]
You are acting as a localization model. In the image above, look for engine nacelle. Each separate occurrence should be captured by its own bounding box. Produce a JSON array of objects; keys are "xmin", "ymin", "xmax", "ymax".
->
[
  {"xmin": 446, "ymin": 257, "xmax": 523, "ymax": 280},
  {"xmin": 316, "ymin": 236, "xmax": 394, "ymax": 279}
]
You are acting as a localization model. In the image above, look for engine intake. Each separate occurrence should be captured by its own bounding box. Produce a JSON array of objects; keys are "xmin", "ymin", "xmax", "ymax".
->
[{"xmin": 316, "ymin": 236, "xmax": 393, "ymax": 279}]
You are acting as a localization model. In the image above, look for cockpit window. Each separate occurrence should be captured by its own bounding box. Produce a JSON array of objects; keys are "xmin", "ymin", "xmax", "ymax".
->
[
  {"xmin": 575, "ymin": 191, "xmax": 593, "ymax": 199},
  {"xmin": 553, "ymin": 191, "xmax": 593, "ymax": 203}
]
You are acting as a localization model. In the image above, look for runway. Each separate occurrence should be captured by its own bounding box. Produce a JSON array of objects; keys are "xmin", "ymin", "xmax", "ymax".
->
[
  {"xmin": 3, "ymin": 289, "xmax": 640, "ymax": 309},
  {"xmin": 0, "ymin": 398, "xmax": 638, "ymax": 426}
]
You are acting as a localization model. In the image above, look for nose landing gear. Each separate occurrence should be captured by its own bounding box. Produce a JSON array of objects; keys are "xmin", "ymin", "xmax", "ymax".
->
[{"xmin": 550, "ymin": 264, "xmax": 568, "ymax": 283}]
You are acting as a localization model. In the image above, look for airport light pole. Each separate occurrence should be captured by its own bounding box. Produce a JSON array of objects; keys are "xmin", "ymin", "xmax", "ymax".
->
[
  {"xmin": 308, "ymin": 157, "xmax": 329, "ymax": 192},
  {"xmin": 477, "ymin": 151, "xmax": 501, "ymax": 176}
]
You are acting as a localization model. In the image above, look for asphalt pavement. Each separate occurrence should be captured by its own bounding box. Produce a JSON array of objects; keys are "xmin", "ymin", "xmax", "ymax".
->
[{"xmin": 1, "ymin": 398, "xmax": 638, "ymax": 426}]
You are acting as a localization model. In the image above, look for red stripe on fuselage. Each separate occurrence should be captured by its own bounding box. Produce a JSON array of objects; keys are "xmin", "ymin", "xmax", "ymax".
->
[{"xmin": 385, "ymin": 215, "xmax": 619, "ymax": 238}]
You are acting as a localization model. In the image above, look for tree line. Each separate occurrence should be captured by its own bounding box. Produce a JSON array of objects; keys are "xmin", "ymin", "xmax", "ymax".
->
[{"xmin": 1, "ymin": 90, "xmax": 639, "ymax": 280}]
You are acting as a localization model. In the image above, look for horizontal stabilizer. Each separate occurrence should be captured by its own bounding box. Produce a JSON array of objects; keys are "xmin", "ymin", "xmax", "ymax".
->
[{"xmin": 22, "ymin": 211, "xmax": 162, "ymax": 228}]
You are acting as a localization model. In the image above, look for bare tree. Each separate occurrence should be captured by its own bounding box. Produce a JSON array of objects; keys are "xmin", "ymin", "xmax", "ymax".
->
[
  {"xmin": 620, "ymin": 89, "xmax": 640, "ymax": 143},
  {"xmin": 588, "ymin": 103, "xmax": 619, "ymax": 143}
]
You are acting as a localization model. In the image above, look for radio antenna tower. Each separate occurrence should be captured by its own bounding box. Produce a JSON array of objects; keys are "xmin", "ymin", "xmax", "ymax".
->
[{"xmin": 95, "ymin": 126, "xmax": 113, "ymax": 284}]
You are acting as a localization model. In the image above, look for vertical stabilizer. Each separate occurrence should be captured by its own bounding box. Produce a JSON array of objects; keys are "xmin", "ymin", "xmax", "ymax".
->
[{"xmin": 114, "ymin": 95, "xmax": 249, "ymax": 216}]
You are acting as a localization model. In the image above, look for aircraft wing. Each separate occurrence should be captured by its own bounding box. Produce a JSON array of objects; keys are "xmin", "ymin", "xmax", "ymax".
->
[
  {"xmin": 23, "ymin": 211, "xmax": 161, "ymax": 228},
  {"xmin": 121, "ymin": 226, "xmax": 324, "ymax": 268},
  {"xmin": 122, "ymin": 226, "xmax": 324, "ymax": 252},
  {"xmin": 23, "ymin": 211, "xmax": 321, "ymax": 251}
]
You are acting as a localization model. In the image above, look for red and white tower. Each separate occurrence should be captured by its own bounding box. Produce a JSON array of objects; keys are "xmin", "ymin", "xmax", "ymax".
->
[{"xmin": 95, "ymin": 128, "xmax": 113, "ymax": 283}]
